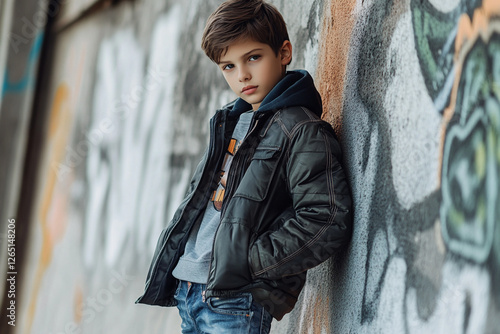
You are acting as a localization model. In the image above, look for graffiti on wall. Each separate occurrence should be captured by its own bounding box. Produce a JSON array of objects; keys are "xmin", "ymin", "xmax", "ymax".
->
[
  {"xmin": 81, "ymin": 2, "xmax": 218, "ymax": 272},
  {"xmin": 1, "ymin": 33, "xmax": 43, "ymax": 98},
  {"xmin": 14, "ymin": 0, "xmax": 499, "ymax": 333},
  {"xmin": 438, "ymin": 0, "xmax": 500, "ymax": 307},
  {"xmin": 332, "ymin": 0, "xmax": 499, "ymax": 333},
  {"xmin": 22, "ymin": 5, "xmax": 181, "ymax": 333},
  {"xmin": 411, "ymin": 0, "xmax": 499, "ymax": 266},
  {"xmin": 21, "ymin": 2, "xmax": 234, "ymax": 332},
  {"xmin": 411, "ymin": 0, "xmax": 500, "ymax": 311}
]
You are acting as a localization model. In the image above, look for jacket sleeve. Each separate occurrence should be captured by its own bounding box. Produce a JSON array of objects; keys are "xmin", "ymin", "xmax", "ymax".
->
[{"xmin": 248, "ymin": 122, "xmax": 353, "ymax": 280}]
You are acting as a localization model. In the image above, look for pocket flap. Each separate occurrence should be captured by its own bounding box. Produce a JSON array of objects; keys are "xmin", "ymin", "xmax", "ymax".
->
[{"xmin": 252, "ymin": 146, "xmax": 281, "ymax": 160}]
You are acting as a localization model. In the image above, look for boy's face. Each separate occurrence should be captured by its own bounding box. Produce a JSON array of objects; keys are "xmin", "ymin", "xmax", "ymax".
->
[{"xmin": 218, "ymin": 38, "xmax": 292, "ymax": 111}]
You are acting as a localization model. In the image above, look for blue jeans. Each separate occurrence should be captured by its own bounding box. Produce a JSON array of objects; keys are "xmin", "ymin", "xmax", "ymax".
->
[{"xmin": 174, "ymin": 281, "xmax": 272, "ymax": 334}]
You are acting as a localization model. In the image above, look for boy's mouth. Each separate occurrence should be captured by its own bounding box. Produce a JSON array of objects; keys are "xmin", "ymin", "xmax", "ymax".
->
[{"xmin": 242, "ymin": 85, "xmax": 258, "ymax": 95}]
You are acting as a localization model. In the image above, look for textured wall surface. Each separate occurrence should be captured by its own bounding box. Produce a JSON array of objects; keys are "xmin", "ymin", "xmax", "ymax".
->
[
  {"xmin": 0, "ymin": 1, "xmax": 45, "ymax": 329},
  {"xmin": 305, "ymin": 0, "xmax": 499, "ymax": 333},
  {"xmin": 11, "ymin": 0, "xmax": 324, "ymax": 333},
  {"xmin": 2, "ymin": 0, "xmax": 498, "ymax": 333}
]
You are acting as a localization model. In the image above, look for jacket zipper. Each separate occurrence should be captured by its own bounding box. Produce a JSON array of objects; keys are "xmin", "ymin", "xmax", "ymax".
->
[
  {"xmin": 142, "ymin": 110, "xmax": 226, "ymax": 301},
  {"xmin": 220, "ymin": 118, "xmax": 259, "ymax": 217},
  {"xmin": 205, "ymin": 114, "xmax": 262, "ymax": 299}
]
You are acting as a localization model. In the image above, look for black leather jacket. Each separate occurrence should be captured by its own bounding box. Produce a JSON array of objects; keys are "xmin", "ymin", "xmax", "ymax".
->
[{"xmin": 136, "ymin": 71, "xmax": 353, "ymax": 320}]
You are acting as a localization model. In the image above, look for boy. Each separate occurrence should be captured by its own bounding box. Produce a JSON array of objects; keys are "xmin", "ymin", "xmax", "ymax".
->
[{"xmin": 136, "ymin": 0, "xmax": 353, "ymax": 333}]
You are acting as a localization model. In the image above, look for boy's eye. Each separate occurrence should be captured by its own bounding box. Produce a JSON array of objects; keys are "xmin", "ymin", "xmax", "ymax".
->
[
  {"xmin": 249, "ymin": 55, "xmax": 261, "ymax": 61},
  {"xmin": 222, "ymin": 64, "xmax": 234, "ymax": 71}
]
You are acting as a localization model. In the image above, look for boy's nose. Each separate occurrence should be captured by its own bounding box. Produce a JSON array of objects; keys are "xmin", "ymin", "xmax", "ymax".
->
[{"xmin": 238, "ymin": 68, "xmax": 251, "ymax": 82}]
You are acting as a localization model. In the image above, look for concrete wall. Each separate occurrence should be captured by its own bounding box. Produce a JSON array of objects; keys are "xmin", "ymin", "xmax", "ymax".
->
[
  {"xmin": 281, "ymin": 0, "xmax": 499, "ymax": 333},
  {"xmin": 2, "ymin": 0, "xmax": 498, "ymax": 333},
  {"xmin": 0, "ymin": 1, "xmax": 46, "ymax": 331}
]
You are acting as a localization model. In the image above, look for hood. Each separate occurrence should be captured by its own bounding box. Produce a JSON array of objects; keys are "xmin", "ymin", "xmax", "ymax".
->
[{"xmin": 229, "ymin": 70, "xmax": 323, "ymax": 118}]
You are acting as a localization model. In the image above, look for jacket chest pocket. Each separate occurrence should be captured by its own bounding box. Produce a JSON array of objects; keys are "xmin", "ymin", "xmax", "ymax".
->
[{"xmin": 233, "ymin": 146, "xmax": 282, "ymax": 201}]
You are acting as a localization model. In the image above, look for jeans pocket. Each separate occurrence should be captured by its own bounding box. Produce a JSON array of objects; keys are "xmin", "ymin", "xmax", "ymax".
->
[
  {"xmin": 206, "ymin": 293, "xmax": 252, "ymax": 316},
  {"xmin": 173, "ymin": 280, "xmax": 182, "ymax": 299}
]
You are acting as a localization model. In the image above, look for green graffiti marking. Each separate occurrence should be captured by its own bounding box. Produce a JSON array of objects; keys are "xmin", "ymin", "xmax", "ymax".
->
[
  {"xmin": 410, "ymin": 0, "xmax": 482, "ymax": 110},
  {"xmin": 441, "ymin": 34, "xmax": 500, "ymax": 262}
]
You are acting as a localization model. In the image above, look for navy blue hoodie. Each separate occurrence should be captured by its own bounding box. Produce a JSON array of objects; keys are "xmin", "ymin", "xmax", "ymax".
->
[{"xmin": 229, "ymin": 69, "xmax": 323, "ymax": 118}]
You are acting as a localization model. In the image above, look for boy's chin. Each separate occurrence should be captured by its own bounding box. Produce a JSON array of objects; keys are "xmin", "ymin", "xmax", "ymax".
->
[{"xmin": 241, "ymin": 97, "xmax": 262, "ymax": 108}]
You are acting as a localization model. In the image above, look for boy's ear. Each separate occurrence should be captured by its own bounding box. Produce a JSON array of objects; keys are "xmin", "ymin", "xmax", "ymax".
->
[{"xmin": 280, "ymin": 40, "xmax": 292, "ymax": 66}]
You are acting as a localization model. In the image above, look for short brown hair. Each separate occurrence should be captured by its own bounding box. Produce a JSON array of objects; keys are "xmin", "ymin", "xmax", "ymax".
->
[{"xmin": 201, "ymin": 0, "xmax": 289, "ymax": 63}]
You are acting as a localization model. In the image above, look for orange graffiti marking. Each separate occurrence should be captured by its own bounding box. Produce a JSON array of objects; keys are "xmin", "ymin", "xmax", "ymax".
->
[
  {"xmin": 297, "ymin": 285, "xmax": 332, "ymax": 334},
  {"xmin": 316, "ymin": 0, "xmax": 357, "ymax": 135},
  {"xmin": 24, "ymin": 83, "xmax": 72, "ymax": 334},
  {"xmin": 25, "ymin": 48, "xmax": 86, "ymax": 334},
  {"xmin": 444, "ymin": 0, "xmax": 500, "ymax": 122},
  {"xmin": 74, "ymin": 284, "xmax": 84, "ymax": 324}
]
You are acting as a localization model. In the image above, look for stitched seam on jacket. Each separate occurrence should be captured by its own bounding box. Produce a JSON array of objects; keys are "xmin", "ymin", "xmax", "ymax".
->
[
  {"xmin": 300, "ymin": 106, "xmax": 318, "ymax": 120},
  {"xmin": 253, "ymin": 127, "xmax": 337, "ymax": 277},
  {"xmin": 289, "ymin": 119, "xmax": 323, "ymax": 139},
  {"xmin": 277, "ymin": 117, "xmax": 292, "ymax": 139},
  {"xmin": 323, "ymin": 128, "xmax": 338, "ymax": 223},
  {"xmin": 261, "ymin": 111, "xmax": 281, "ymax": 138},
  {"xmin": 277, "ymin": 107, "xmax": 321, "ymax": 139},
  {"xmin": 285, "ymin": 118, "xmax": 322, "ymax": 165}
]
